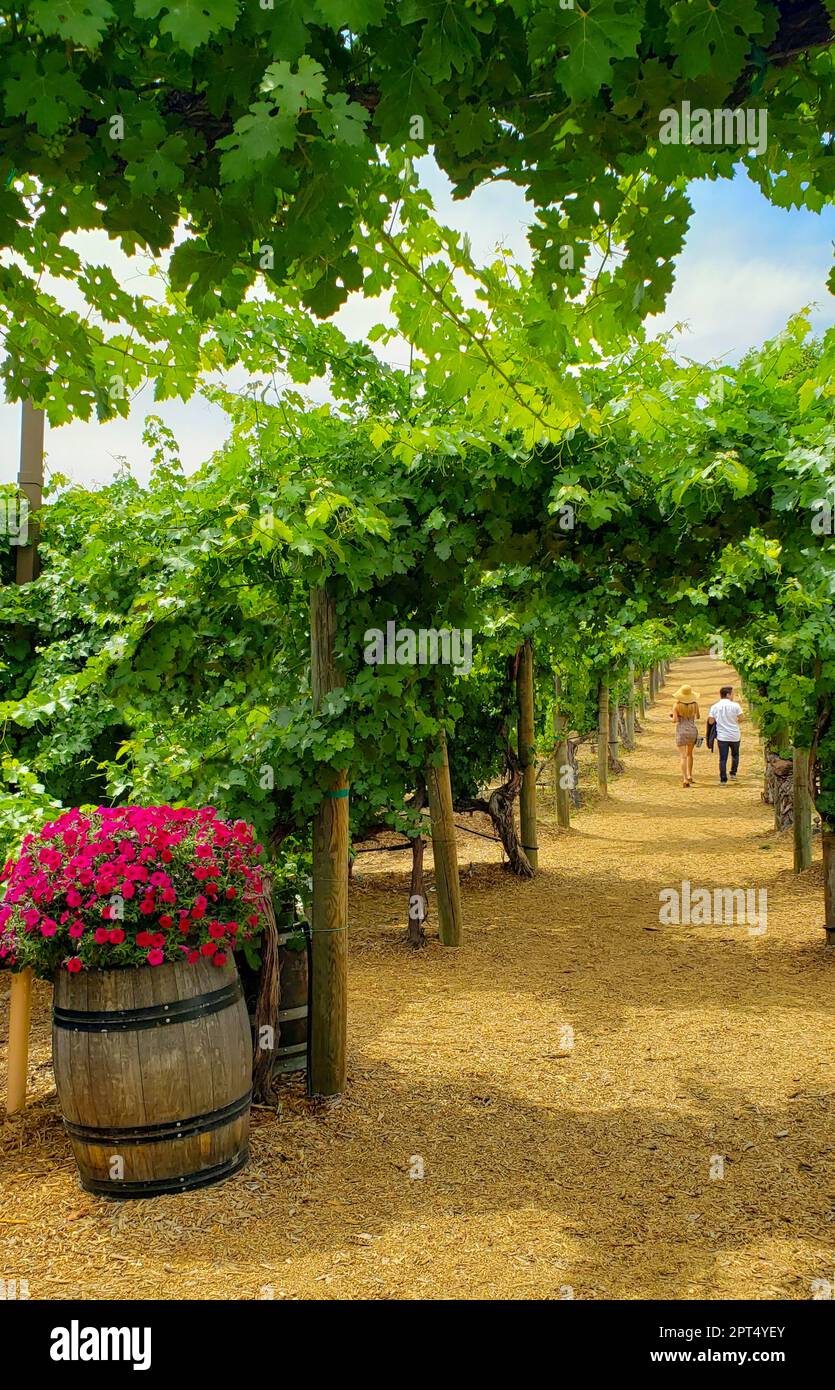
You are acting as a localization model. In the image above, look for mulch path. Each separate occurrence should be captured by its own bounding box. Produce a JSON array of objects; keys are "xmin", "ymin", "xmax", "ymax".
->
[{"xmin": 1, "ymin": 654, "xmax": 833, "ymax": 1300}]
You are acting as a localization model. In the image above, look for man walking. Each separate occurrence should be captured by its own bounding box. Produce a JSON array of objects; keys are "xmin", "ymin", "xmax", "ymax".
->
[{"xmin": 708, "ymin": 685, "xmax": 744, "ymax": 784}]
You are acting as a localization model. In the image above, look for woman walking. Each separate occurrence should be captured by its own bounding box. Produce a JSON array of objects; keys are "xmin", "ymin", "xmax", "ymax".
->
[{"xmin": 669, "ymin": 684, "xmax": 700, "ymax": 787}]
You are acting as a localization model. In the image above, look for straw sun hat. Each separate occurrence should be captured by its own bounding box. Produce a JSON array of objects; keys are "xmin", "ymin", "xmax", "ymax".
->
[{"xmin": 672, "ymin": 685, "xmax": 699, "ymax": 702}]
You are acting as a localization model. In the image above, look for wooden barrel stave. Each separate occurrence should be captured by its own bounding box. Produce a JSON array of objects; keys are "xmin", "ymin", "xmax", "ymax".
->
[
  {"xmin": 53, "ymin": 959, "xmax": 252, "ymax": 1197},
  {"xmin": 273, "ymin": 931, "xmax": 309, "ymax": 1074}
]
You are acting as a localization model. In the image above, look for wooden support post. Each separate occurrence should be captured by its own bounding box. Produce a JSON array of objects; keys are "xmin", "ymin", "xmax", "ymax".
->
[
  {"xmin": 823, "ymin": 830, "xmax": 835, "ymax": 946},
  {"xmin": 648, "ymin": 667, "xmax": 657, "ymax": 704},
  {"xmin": 773, "ymin": 727, "xmax": 788, "ymax": 831},
  {"xmin": 792, "ymin": 747, "xmax": 813, "ymax": 873},
  {"xmin": 553, "ymin": 673, "xmax": 571, "ymax": 829},
  {"xmin": 309, "ymin": 585, "xmax": 348, "ymax": 1098},
  {"xmin": 516, "ymin": 639, "xmax": 538, "ymax": 873},
  {"xmin": 608, "ymin": 704, "xmax": 620, "ymax": 770},
  {"xmin": 15, "ymin": 400, "xmax": 44, "ymax": 585},
  {"xmin": 5, "ymin": 402, "xmax": 44, "ymax": 1116},
  {"xmin": 624, "ymin": 662, "xmax": 636, "ymax": 749},
  {"xmin": 638, "ymin": 670, "xmax": 647, "ymax": 720},
  {"xmin": 425, "ymin": 728, "xmax": 463, "ymax": 945},
  {"xmin": 597, "ymin": 682, "xmax": 609, "ymax": 797},
  {"xmin": 6, "ymin": 969, "xmax": 34, "ymax": 1116}
]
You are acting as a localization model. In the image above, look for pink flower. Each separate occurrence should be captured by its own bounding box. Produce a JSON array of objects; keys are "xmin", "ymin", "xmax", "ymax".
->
[
  {"xmin": 68, "ymin": 921, "xmax": 84, "ymax": 940},
  {"xmin": 147, "ymin": 949, "xmax": 164, "ymax": 966},
  {"xmin": 66, "ymin": 956, "xmax": 83, "ymax": 974},
  {"xmin": 94, "ymin": 927, "xmax": 110, "ymax": 944}
]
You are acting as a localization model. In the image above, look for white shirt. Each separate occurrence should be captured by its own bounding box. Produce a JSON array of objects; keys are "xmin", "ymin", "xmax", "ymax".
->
[{"xmin": 709, "ymin": 699, "xmax": 742, "ymax": 741}]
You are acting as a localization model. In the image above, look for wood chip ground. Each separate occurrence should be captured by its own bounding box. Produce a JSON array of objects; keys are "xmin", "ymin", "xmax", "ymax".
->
[{"xmin": 1, "ymin": 655, "xmax": 833, "ymax": 1300}]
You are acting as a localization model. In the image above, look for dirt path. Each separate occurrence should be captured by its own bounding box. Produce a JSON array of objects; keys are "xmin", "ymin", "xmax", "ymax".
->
[{"xmin": 1, "ymin": 653, "xmax": 833, "ymax": 1300}]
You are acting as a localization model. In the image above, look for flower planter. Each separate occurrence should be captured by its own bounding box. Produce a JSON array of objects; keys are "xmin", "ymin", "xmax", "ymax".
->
[{"xmin": 52, "ymin": 957, "xmax": 252, "ymax": 1198}]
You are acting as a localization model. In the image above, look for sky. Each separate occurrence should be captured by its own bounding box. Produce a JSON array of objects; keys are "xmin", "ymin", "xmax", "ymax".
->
[{"xmin": 2, "ymin": 162, "xmax": 834, "ymax": 489}]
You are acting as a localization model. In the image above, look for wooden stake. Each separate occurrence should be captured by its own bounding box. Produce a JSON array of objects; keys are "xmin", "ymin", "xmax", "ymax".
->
[
  {"xmin": 553, "ymin": 673, "xmax": 571, "ymax": 829},
  {"xmin": 5, "ymin": 401, "xmax": 44, "ymax": 1116},
  {"xmin": 15, "ymin": 401, "xmax": 44, "ymax": 585},
  {"xmin": 608, "ymin": 704, "xmax": 620, "ymax": 770},
  {"xmin": 309, "ymin": 585, "xmax": 348, "ymax": 1098},
  {"xmin": 597, "ymin": 682, "xmax": 609, "ymax": 797},
  {"xmin": 638, "ymin": 670, "xmax": 647, "ymax": 720},
  {"xmin": 823, "ymin": 830, "xmax": 835, "ymax": 946},
  {"xmin": 425, "ymin": 728, "xmax": 463, "ymax": 945},
  {"xmin": 516, "ymin": 639, "xmax": 538, "ymax": 873},
  {"xmin": 6, "ymin": 969, "xmax": 34, "ymax": 1116},
  {"xmin": 405, "ymin": 779, "xmax": 427, "ymax": 948},
  {"xmin": 792, "ymin": 747, "xmax": 813, "ymax": 873},
  {"xmin": 624, "ymin": 662, "xmax": 636, "ymax": 749}
]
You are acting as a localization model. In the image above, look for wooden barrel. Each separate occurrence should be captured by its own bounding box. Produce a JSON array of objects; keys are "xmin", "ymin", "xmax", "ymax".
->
[
  {"xmin": 273, "ymin": 929, "xmax": 309, "ymax": 1075},
  {"xmin": 52, "ymin": 958, "xmax": 252, "ymax": 1198}
]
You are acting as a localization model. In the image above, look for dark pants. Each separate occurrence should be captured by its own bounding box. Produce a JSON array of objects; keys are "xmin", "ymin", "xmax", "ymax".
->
[{"xmin": 718, "ymin": 740, "xmax": 740, "ymax": 782}]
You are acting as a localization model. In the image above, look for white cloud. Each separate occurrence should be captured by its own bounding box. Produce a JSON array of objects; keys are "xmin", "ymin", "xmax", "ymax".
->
[{"xmin": 649, "ymin": 254, "xmax": 834, "ymax": 364}]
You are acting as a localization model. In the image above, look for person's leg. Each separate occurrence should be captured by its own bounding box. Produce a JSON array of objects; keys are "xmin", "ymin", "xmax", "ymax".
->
[
  {"xmin": 678, "ymin": 744, "xmax": 689, "ymax": 783},
  {"xmin": 686, "ymin": 742, "xmax": 695, "ymax": 780},
  {"xmin": 730, "ymin": 741, "xmax": 740, "ymax": 777},
  {"xmin": 718, "ymin": 740, "xmax": 729, "ymax": 782}
]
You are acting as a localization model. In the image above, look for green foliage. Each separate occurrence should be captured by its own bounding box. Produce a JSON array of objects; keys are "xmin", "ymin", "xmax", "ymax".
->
[{"xmin": 2, "ymin": 2, "xmax": 835, "ymax": 418}]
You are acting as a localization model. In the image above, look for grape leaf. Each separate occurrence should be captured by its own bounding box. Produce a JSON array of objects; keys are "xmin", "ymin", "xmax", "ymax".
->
[
  {"xmin": 126, "ymin": 137, "xmax": 189, "ymax": 196},
  {"xmin": 260, "ymin": 56, "xmax": 327, "ymax": 114},
  {"xmin": 669, "ymin": 0, "xmax": 765, "ymax": 80},
  {"xmin": 30, "ymin": 0, "xmax": 114, "ymax": 46},
  {"xmin": 133, "ymin": 0, "xmax": 239, "ymax": 54},
  {"xmin": 401, "ymin": 0, "xmax": 493, "ymax": 81},
  {"xmin": 4, "ymin": 54, "xmax": 86, "ymax": 136},
  {"xmin": 531, "ymin": 0, "xmax": 644, "ymax": 101},
  {"xmin": 217, "ymin": 103, "xmax": 298, "ymax": 182},
  {"xmin": 314, "ymin": 94, "xmax": 369, "ymax": 146},
  {"xmin": 314, "ymin": 0, "xmax": 386, "ymax": 32}
]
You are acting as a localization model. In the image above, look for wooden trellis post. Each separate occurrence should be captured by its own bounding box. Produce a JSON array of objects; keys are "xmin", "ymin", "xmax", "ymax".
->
[
  {"xmin": 6, "ymin": 402, "xmax": 44, "ymax": 1116},
  {"xmin": 824, "ymin": 828, "xmax": 835, "ymax": 946},
  {"xmin": 792, "ymin": 747, "xmax": 813, "ymax": 873},
  {"xmin": 625, "ymin": 661, "xmax": 636, "ymax": 749},
  {"xmin": 309, "ymin": 584, "xmax": 349, "ymax": 1098},
  {"xmin": 553, "ymin": 673, "xmax": 571, "ymax": 829},
  {"xmin": 425, "ymin": 728, "xmax": 463, "ymax": 945},
  {"xmin": 597, "ymin": 681, "xmax": 609, "ymax": 797},
  {"xmin": 608, "ymin": 704, "xmax": 620, "ymax": 770},
  {"xmin": 517, "ymin": 639, "xmax": 538, "ymax": 873},
  {"xmin": 638, "ymin": 670, "xmax": 647, "ymax": 720}
]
